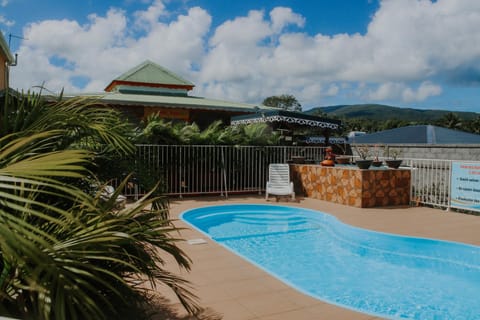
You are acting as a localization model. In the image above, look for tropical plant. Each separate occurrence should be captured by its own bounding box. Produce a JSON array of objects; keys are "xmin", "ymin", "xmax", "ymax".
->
[
  {"xmin": 465, "ymin": 116, "xmax": 480, "ymax": 134},
  {"xmin": 0, "ymin": 92, "xmax": 199, "ymax": 319},
  {"xmin": 373, "ymin": 144, "xmax": 385, "ymax": 161},
  {"xmin": 197, "ymin": 120, "xmax": 226, "ymax": 144},
  {"xmin": 1, "ymin": 89, "xmax": 136, "ymax": 184},
  {"xmin": 136, "ymin": 114, "xmax": 280, "ymax": 146},
  {"xmin": 386, "ymin": 147, "xmax": 402, "ymax": 160},
  {"xmin": 238, "ymin": 123, "xmax": 280, "ymax": 145},
  {"xmin": 135, "ymin": 114, "xmax": 183, "ymax": 145},
  {"xmin": 436, "ymin": 112, "xmax": 462, "ymax": 129},
  {"xmin": 355, "ymin": 145, "xmax": 371, "ymax": 160},
  {"xmin": 178, "ymin": 122, "xmax": 202, "ymax": 144}
]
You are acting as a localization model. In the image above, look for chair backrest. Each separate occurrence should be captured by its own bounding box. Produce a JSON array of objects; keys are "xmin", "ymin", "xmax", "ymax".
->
[{"xmin": 268, "ymin": 163, "xmax": 291, "ymax": 186}]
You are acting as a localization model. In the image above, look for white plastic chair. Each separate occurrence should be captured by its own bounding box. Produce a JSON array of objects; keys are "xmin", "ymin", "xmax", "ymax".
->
[
  {"xmin": 101, "ymin": 185, "xmax": 127, "ymax": 209},
  {"xmin": 266, "ymin": 163, "xmax": 295, "ymax": 201}
]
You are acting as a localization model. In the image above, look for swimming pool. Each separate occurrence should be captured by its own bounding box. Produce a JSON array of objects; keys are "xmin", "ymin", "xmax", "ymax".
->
[{"xmin": 181, "ymin": 204, "xmax": 480, "ymax": 320}]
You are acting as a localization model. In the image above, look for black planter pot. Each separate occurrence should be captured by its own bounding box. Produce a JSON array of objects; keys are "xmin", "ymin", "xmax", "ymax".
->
[
  {"xmin": 356, "ymin": 159, "xmax": 373, "ymax": 169},
  {"xmin": 372, "ymin": 160, "xmax": 383, "ymax": 167},
  {"xmin": 386, "ymin": 159, "xmax": 402, "ymax": 169}
]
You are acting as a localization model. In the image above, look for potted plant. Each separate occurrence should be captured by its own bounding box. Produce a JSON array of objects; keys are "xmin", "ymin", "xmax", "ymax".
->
[
  {"xmin": 372, "ymin": 144, "xmax": 384, "ymax": 167},
  {"xmin": 385, "ymin": 148, "xmax": 402, "ymax": 169},
  {"xmin": 354, "ymin": 145, "xmax": 373, "ymax": 169},
  {"xmin": 334, "ymin": 143, "xmax": 352, "ymax": 164}
]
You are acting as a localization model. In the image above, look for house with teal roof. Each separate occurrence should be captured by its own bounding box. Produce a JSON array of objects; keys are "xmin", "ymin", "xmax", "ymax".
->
[{"xmin": 81, "ymin": 60, "xmax": 273, "ymax": 128}]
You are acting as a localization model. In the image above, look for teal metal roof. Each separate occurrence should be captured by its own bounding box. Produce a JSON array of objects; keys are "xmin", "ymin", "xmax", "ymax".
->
[
  {"xmin": 0, "ymin": 32, "xmax": 14, "ymax": 64},
  {"xmin": 112, "ymin": 60, "xmax": 194, "ymax": 87},
  {"xmin": 71, "ymin": 61, "xmax": 274, "ymax": 114},
  {"xmin": 99, "ymin": 92, "xmax": 273, "ymax": 113}
]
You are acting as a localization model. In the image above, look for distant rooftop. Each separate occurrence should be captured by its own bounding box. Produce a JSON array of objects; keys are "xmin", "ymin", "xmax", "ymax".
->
[{"xmin": 351, "ymin": 125, "xmax": 480, "ymax": 144}]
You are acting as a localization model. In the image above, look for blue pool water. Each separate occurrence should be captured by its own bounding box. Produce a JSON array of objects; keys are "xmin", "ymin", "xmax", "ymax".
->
[{"xmin": 181, "ymin": 204, "xmax": 480, "ymax": 320}]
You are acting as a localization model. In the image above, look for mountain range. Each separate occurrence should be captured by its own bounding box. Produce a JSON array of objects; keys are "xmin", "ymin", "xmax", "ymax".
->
[{"xmin": 305, "ymin": 104, "xmax": 479, "ymax": 121}]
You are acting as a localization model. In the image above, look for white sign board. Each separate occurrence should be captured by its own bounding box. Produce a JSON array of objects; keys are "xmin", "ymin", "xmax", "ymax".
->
[{"xmin": 450, "ymin": 161, "xmax": 480, "ymax": 212}]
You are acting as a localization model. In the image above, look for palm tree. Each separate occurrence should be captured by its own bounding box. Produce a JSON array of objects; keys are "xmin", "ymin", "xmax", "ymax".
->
[
  {"xmin": 136, "ymin": 114, "xmax": 184, "ymax": 145},
  {"xmin": 438, "ymin": 112, "xmax": 462, "ymax": 129},
  {"xmin": 136, "ymin": 114, "xmax": 281, "ymax": 146},
  {"xmin": 0, "ymin": 92, "xmax": 200, "ymax": 319},
  {"xmin": 465, "ymin": 116, "xmax": 480, "ymax": 134},
  {"xmin": 240, "ymin": 123, "xmax": 280, "ymax": 145}
]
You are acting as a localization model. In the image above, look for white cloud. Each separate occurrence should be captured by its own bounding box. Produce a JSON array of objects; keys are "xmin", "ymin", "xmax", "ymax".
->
[
  {"xmin": 0, "ymin": 15, "xmax": 14, "ymax": 27},
  {"xmin": 366, "ymin": 0, "xmax": 480, "ymax": 79},
  {"xmin": 366, "ymin": 81, "xmax": 442, "ymax": 102},
  {"xmin": 133, "ymin": 0, "xmax": 166, "ymax": 30},
  {"xmin": 270, "ymin": 7, "xmax": 305, "ymax": 33},
  {"xmin": 366, "ymin": 82, "xmax": 405, "ymax": 101},
  {"xmin": 11, "ymin": 2, "xmax": 211, "ymax": 93},
  {"xmin": 7, "ymin": 0, "xmax": 480, "ymax": 109},
  {"xmin": 402, "ymin": 81, "xmax": 442, "ymax": 102},
  {"xmin": 197, "ymin": 0, "xmax": 480, "ymax": 105},
  {"xmin": 325, "ymin": 84, "xmax": 339, "ymax": 96},
  {"xmin": 1, "ymin": 0, "xmax": 8, "ymax": 7},
  {"xmin": 210, "ymin": 10, "xmax": 271, "ymax": 47}
]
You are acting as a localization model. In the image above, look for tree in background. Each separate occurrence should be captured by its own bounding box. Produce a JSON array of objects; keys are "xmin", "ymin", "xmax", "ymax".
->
[
  {"xmin": 305, "ymin": 104, "xmax": 480, "ymax": 135},
  {"xmin": 465, "ymin": 116, "xmax": 480, "ymax": 134},
  {"xmin": 436, "ymin": 112, "xmax": 462, "ymax": 129},
  {"xmin": 262, "ymin": 94, "xmax": 302, "ymax": 112},
  {"xmin": 309, "ymin": 109, "xmax": 328, "ymax": 118}
]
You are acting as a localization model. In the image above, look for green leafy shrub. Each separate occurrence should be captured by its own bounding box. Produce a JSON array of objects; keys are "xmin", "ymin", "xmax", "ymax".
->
[{"xmin": 0, "ymin": 92, "xmax": 199, "ymax": 319}]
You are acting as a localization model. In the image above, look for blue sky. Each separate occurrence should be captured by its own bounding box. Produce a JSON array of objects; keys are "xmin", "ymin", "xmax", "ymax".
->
[{"xmin": 1, "ymin": 0, "xmax": 480, "ymax": 113}]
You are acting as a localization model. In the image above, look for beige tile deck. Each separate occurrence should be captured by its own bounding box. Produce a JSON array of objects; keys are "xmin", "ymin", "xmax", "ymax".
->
[{"xmin": 151, "ymin": 195, "xmax": 480, "ymax": 320}]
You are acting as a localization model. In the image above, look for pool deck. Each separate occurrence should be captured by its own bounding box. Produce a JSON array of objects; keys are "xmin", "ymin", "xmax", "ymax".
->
[{"xmin": 152, "ymin": 195, "xmax": 480, "ymax": 320}]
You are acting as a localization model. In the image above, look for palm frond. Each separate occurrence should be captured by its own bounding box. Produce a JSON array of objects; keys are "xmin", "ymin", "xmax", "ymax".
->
[{"xmin": 0, "ymin": 92, "xmax": 200, "ymax": 319}]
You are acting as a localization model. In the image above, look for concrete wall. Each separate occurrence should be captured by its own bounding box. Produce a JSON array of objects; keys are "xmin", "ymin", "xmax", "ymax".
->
[{"xmin": 351, "ymin": 144, "xmax": 480, "ymax": 161}]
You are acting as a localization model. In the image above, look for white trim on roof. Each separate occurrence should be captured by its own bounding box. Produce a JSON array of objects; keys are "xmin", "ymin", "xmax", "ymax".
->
[{"xmin": 231, "ymin": 114, "xmax": 340, "ymax": 130}]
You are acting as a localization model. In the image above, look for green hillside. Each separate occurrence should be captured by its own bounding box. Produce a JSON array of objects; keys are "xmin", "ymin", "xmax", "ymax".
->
[{"xmin": 306, "ymin": 104, "xmax": 479, "ymax": 121}]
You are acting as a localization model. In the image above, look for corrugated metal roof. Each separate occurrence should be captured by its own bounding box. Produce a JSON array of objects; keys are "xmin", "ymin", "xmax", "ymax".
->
[
  {"xmin": 352, "ymin": 125, "xmax": 480, "ymax": 144},
  {"xmin": 67, "ymin": 61, "xmax": 279, "ymax": 115},
  {"xmin": 112, "ymin": 60, "xmax": 194, "ymax": 87},
  {"xmin": 99, "ymin": 92, "xmax": 272, "ymax": 113}
]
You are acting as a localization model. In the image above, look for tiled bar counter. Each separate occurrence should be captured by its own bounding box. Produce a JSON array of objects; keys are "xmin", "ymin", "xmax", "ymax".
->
[{"xmin": 290, "ymin": 164, "xmax": 411, "ymax": 208}]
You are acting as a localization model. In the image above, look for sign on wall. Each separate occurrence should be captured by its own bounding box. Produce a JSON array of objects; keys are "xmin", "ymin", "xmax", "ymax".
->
[{"xmin": 450, "ymin": 161, "xmax": 480, "ymax": 212}]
